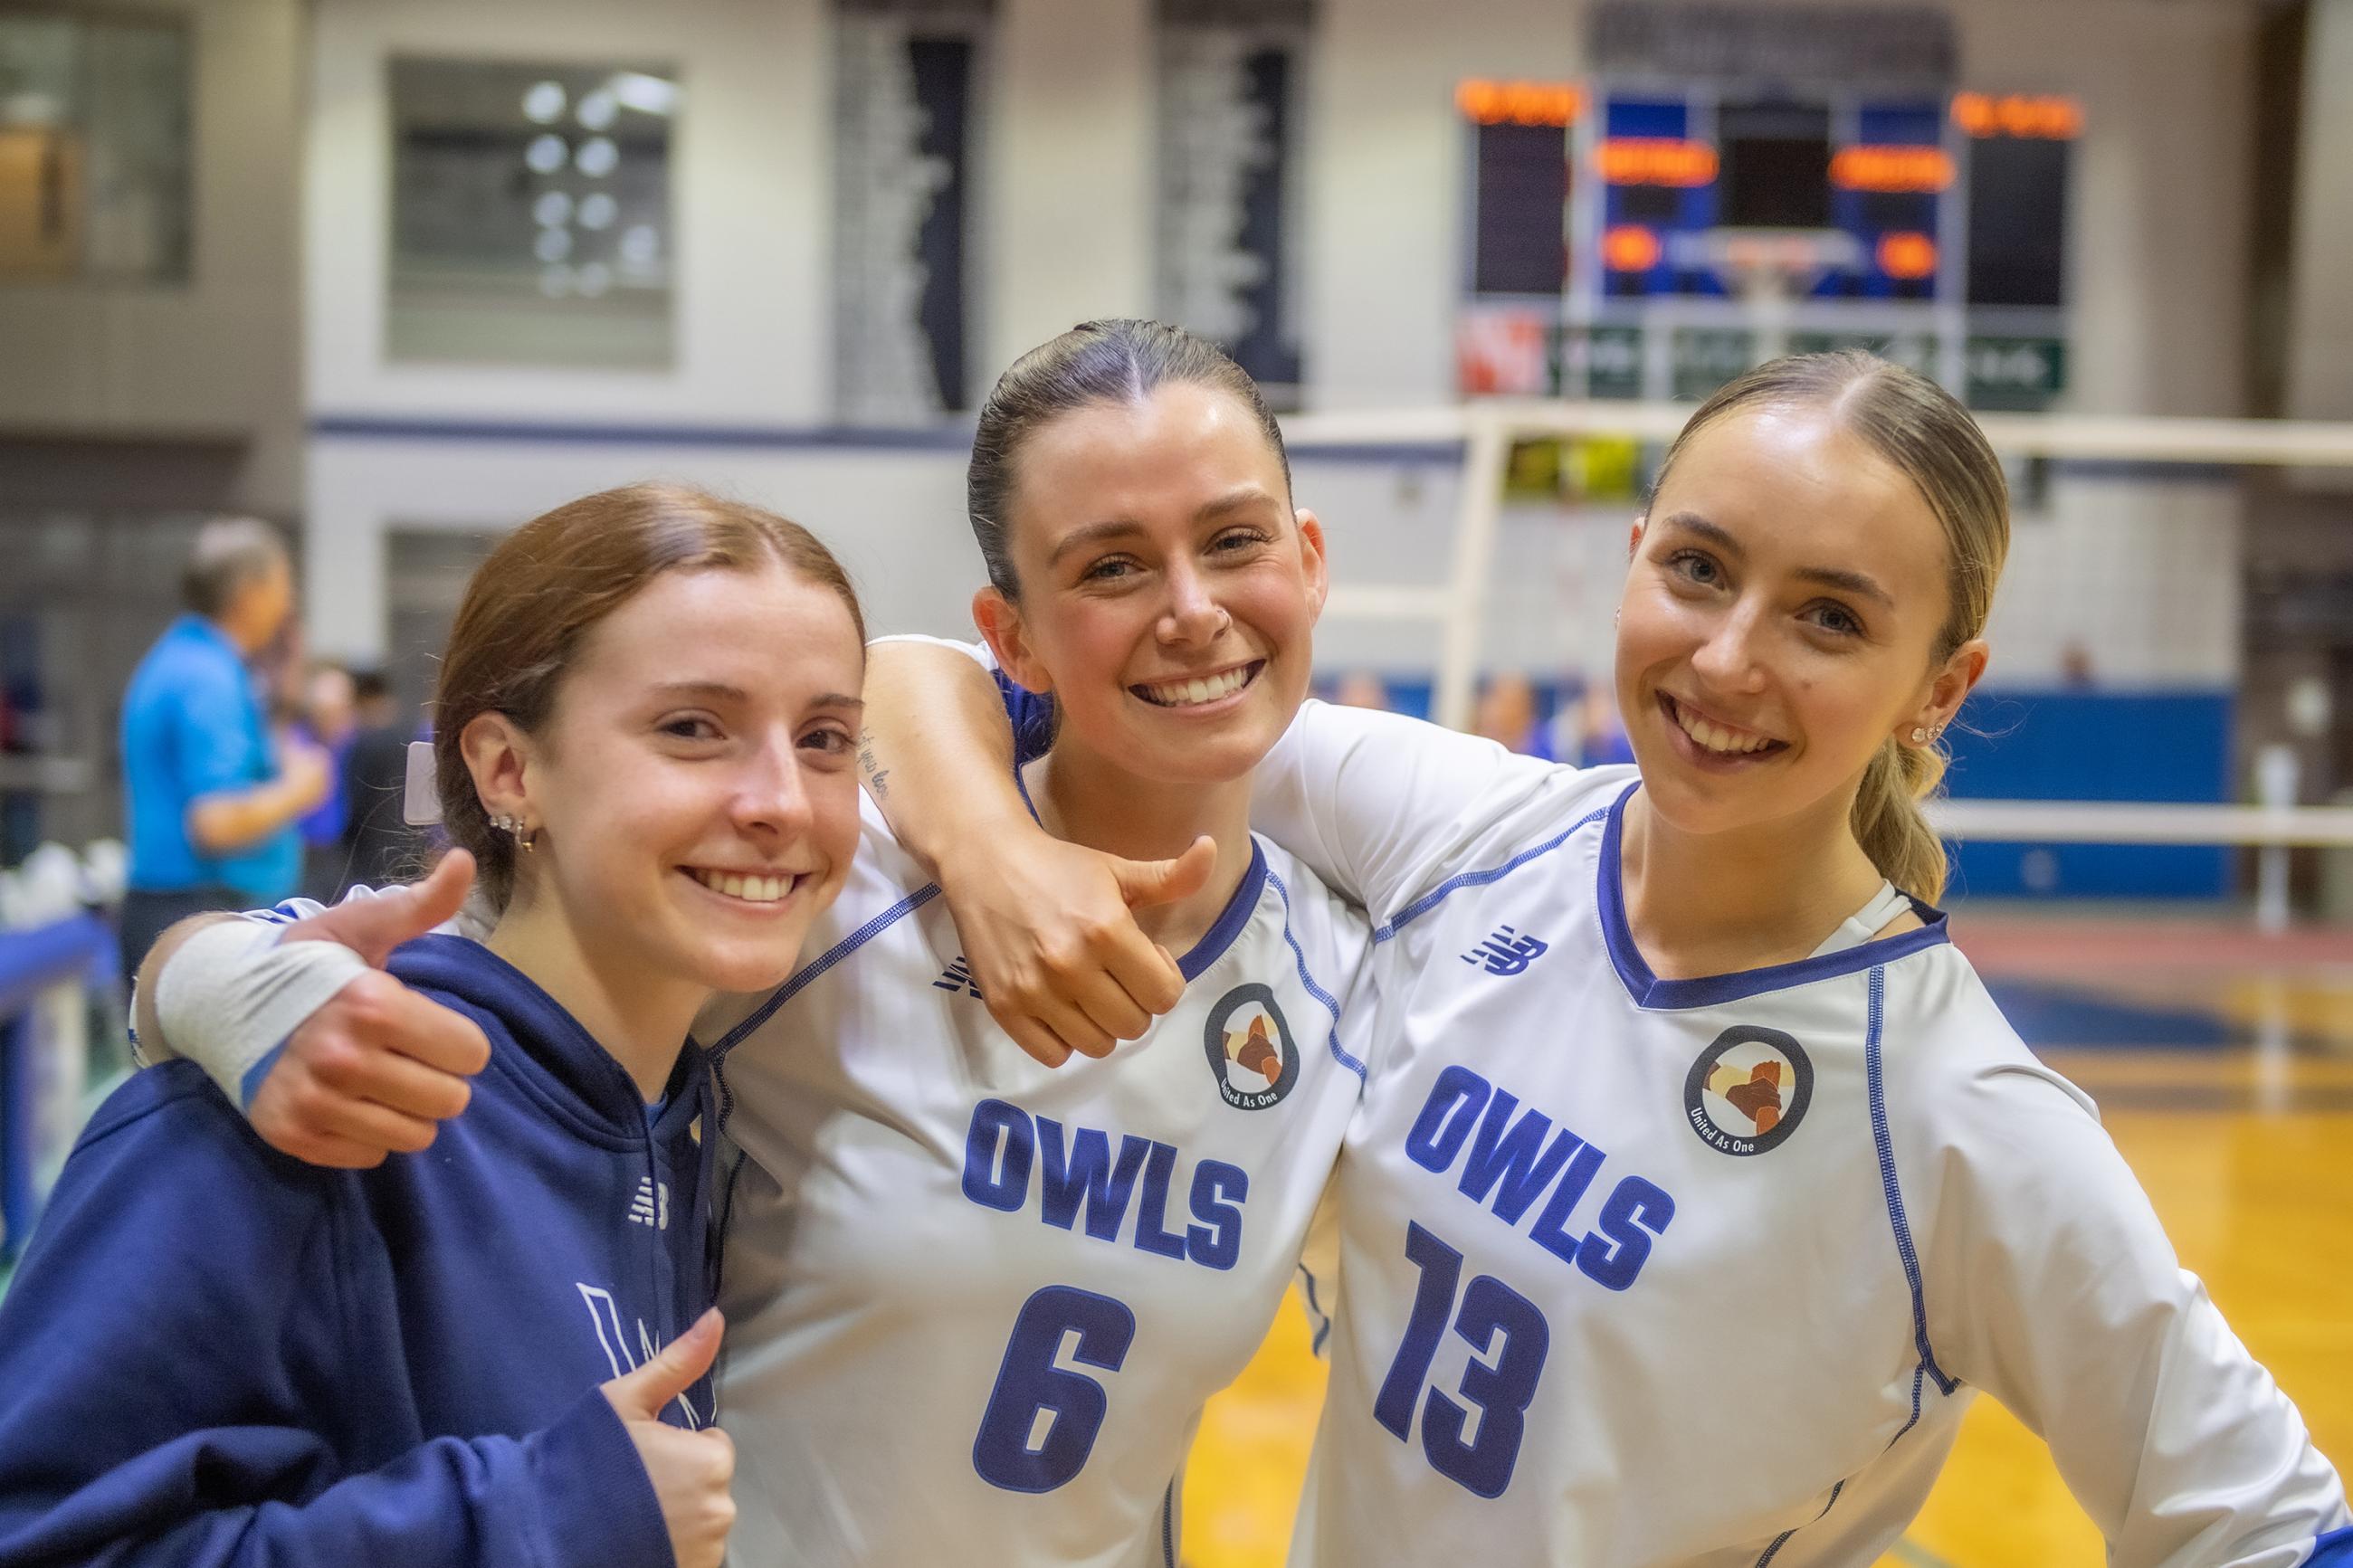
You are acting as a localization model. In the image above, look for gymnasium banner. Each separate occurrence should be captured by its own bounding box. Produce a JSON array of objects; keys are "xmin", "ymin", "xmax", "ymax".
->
[
  {"xmin": 1156, "ymin": 0, "xmax": 1312, "ymax": 408},
  {"xmin": 835, "ymin": 0, "xmax": 993, "ymax": 423}
]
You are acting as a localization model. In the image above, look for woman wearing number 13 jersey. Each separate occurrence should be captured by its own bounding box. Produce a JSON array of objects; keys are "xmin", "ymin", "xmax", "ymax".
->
[
  {"xmin": 890, "ymin": 354, "xmax": 2348, "ymax": 1565},
  {"xmin": 1262, "ymin": 365, "xmax": 2348, "ymax": 1567}
]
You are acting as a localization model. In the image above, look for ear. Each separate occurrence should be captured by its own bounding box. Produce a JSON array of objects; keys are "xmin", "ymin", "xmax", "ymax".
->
[
  {"xmin": 1295, "ymin": 508, "xmax": 1330, "ymax": 624},
  {"xmin": 1903, "ymin": 637, "xmax": 1989, "ymax": 746},
  {"xmin": 459, "ymin": 710, "xmax": 536, "ymax": 825},
  {"xmin": 972, "ymin": 586, "xmax": 1051, "ymax": 697},
  {"xmin": 1626, "ymin": 515, "xmax": 1647, "ymax": 560}
]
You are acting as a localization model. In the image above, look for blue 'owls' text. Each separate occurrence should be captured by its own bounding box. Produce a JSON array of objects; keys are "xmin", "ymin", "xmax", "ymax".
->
[
  {"xmin": 1404, "ymin": 1064, "xmax": 1675, "ymax": 1290},
  {"xmin": 961, "ymin": 1098, "xmax": 1248, "ymax": 1271}
]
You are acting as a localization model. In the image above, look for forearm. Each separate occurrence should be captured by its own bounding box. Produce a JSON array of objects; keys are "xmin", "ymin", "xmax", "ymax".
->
[
  {"xmin": 2, "ymin": 1404, "xmax": 662, "ymax": 1568},
  {"xmin": 131, "ymin": 911, "xmax": 241, "ymax": 1061},
  {"xmin": 859, "ymin": 639, "xmax": 1030, "ymax": 878},
  {"xmin": 187, "ymin": 777, "xmax": 310, "ymax": 856}
]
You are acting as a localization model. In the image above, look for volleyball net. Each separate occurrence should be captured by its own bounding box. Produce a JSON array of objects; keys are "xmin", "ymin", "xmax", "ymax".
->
[{"xmin": 1277, "ymin": 399, "xmax": 2353, "ymax": 923}]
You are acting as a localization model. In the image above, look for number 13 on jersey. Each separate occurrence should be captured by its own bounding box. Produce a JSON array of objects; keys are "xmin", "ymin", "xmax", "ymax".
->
[{"xmin": 1374, "ymin": 1221, "xmax": 1551, "ymax": 1499}]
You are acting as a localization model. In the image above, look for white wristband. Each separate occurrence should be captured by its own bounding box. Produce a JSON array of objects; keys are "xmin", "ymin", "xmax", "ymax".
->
[{"xmin": 154, "ymin": 917, "xmax": 373, "ymax": 1110}]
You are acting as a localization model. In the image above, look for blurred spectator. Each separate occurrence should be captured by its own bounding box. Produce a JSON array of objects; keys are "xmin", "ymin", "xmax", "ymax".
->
[
  {"xmin": 296, "ymin": 662, "xmax": 357, "ymax": 901},
  {"xmin": 117, "ymin": 518, "xmax": 329, "ymax": 978},
  {"xmin": 1474, "ymin": 672, "xmax": 1557, "ymax": 759},
  {"xmin": 1331, "ymin": 670, "xmax": 1393, "ymax": 711},
  {"xmin": 1564, "ymin": 684, "xmax": 1634, "ymax": 767},
  {"xmin": 2060, "ymin": 639, "xmax": 2098, "ymax": 689},
  {"xmin": 337, "ymin": 668, "xmax": 421, "ymax": 898}
]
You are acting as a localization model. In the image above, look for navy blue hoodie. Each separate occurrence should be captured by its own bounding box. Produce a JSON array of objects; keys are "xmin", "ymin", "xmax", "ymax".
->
[{"xmin": 0, "ymin": 934, "xmax": 715, "ymax": 1567}]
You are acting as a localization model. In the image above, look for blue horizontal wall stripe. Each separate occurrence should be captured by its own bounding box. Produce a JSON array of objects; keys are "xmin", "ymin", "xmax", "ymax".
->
[
  {"xmin": 308, "ymin": 415, "xmax": 978, "ymax": 451},
  {"xmin": 310, "ymin": 413, "xmax": 1470, "ymax": 466},
  {"xmin": 306, "ymin": 415, "xmax": 2253, "ymax": 482}
]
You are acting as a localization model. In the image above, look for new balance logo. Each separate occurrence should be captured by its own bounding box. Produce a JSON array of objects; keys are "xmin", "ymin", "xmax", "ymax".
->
[
  {"xmin": 933, "ymin": 956, "xmax": 985, "ymax": 1000},
  {"xmin": 1462, "ymin": 925, "xmax": 1548, "ymax": 976},
  {"xmin": 629, "ymin": 1176, "xmax": 669, "ymax": 1231}
]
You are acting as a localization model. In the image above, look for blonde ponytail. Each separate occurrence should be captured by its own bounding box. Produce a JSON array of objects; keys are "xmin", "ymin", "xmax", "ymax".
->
[
  {"xmin": 1653, "ymin": 350, "xmax": 2010, "ymax": 904},
  {"xmin": 1851, "ymin": 735, "xmax": 1950, "ymax": 903}
]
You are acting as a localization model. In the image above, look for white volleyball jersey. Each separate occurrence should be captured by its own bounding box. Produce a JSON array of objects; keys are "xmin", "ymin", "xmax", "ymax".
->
[
  {"xmin": 706, "ymin": 792, "xmax": 1371, "ymax": 1568},
  {"xmin": 1247, "ymin": 702, "xmax": 2349, "ymax": 1568}
]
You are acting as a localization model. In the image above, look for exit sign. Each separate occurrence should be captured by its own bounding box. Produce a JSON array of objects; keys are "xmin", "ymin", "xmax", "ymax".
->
[{"xmin": 1966, "ymin": 336, "xmax": 2065, "ymax": 411}]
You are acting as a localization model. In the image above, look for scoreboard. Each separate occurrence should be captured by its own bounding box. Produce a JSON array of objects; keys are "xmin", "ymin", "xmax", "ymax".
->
[{"xmin": 1456, "ymin": 79, "xmax": 2077, "ymax": 410}]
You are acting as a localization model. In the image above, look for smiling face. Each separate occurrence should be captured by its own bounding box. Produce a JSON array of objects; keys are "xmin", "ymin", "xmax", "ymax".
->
[
  {"xmin": 1615, "ymin": 403, "xmax": 1982, "ymax": 840},
  {"xmin": 976, "ymin": 381, "xmax": 1328, "ymax": 790},
  {"xmin": 476, "ymin": 562, "xmax": 866, "ymax": 998}
]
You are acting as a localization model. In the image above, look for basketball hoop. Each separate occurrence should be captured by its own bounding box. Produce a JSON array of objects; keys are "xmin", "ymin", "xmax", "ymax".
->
[{"xmin": 1668, "ymin": 227, "xmax": 1862, "ymax": 363}]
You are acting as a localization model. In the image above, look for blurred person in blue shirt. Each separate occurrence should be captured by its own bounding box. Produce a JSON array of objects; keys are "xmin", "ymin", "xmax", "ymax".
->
[
  {"xmin": 295, "ymin": 661, "xmax": 358, "ymax": 901},
  {"xmin": 118, "ymin": 518, "xmax": 330, "ymax": 978}
]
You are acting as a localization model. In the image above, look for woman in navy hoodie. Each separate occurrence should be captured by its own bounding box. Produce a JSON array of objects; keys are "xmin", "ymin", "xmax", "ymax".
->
[{"xmin": 0, "ymin": 484, "xmax": 869, "ymax": 1568}]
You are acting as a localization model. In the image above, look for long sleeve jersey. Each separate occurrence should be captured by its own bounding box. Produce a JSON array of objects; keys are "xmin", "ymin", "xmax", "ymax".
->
[{"xmin": 1241, "ymin": 700, "xmax": 2350, "ymax": 1568}]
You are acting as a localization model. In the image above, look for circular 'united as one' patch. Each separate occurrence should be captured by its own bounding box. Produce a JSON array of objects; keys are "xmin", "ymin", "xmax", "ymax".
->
[
  {"xmin": 1682, "ymin": 1025, "xmax": 1813, "ymax": 1155},
  {"xmin": 1203, "ymin": 983, "xmax": 1300, "ymax": 1111}
]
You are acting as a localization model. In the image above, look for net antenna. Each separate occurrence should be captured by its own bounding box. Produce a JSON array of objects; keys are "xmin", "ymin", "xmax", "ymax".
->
[{"xmin": 1673, "ymin": 226, "xmax": 1862, "ymax": 363}]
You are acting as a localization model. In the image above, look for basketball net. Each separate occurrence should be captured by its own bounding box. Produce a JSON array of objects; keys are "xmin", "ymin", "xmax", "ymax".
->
[{"xmin": 1675, "ymin": 228, "xmax": 1861, "ymax": 365}]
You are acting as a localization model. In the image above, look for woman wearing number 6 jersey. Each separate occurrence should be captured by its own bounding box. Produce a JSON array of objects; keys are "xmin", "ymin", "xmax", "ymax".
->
[
  {"xmin": 147, "ymin": 322, "xmax": 1377, "ymax": 1567},
  {"xmin": 866, "ymin": 355, "xmax": 2349, "ymax": 1566},
  {"xmin": 0, "ymin": 487, "xmax": 870, "ymax": 1568}
]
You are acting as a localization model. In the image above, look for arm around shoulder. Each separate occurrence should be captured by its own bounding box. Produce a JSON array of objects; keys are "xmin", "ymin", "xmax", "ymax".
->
[{"xmin": 1247, "ymin": 699, "xmax": 1569, "ymax": 919}]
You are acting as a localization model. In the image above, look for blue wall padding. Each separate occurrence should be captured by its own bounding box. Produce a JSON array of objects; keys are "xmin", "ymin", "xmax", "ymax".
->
[
  {"xmin": 1939, "ymin": 689, "xmax": 2233, "ymax": 899},
  {"xmin": 1327, "ymin": 679, "xmax": 2236, "ymax": 900}
]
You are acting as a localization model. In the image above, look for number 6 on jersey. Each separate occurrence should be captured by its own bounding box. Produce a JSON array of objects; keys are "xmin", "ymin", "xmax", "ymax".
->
[{"xmin": 973, "ymin": 1285, "xmax": 1138, "ymax": 1493}]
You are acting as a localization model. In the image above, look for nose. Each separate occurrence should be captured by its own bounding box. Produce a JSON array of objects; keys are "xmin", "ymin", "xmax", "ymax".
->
[
  {"xmin": 1690, "ymin": 597, "xmax": 1770, "ymax": 693},
  {"xmin": 1158, "ymin": 561, "xmax": 1231, "ymax": 647},
  {"xmin": 731, "ymin": 732, "xmax": 818, "ymax": 844}
]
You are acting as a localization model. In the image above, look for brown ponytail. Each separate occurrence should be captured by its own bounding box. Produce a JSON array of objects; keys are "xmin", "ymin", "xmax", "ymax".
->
[{"xmin": 1650, "ymin": 352, "xmax": 2009, "ymax": 902}]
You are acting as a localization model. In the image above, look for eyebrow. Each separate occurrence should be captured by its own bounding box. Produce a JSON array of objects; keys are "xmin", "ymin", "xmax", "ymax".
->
[
  {"xmin": 1656, "ymin": 511, "xmax": 1895, "ymax": 608},
  {"xmin": 651, "ymin": 679, "xmax": 750, "ymax": 703},
  {"xmin": 1046, "ymin": 518, "xmax": 1147, "ymax": 567},
  {"xmin": 1043, "ymin": 486, "xmax": 1285, "ymax": 567},
  {"xmin": 650, "ymin": 681, "xmax": 865, "ymax": 713}
]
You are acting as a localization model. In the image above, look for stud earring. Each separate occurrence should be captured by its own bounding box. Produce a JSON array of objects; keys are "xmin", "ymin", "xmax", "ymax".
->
[
  {"xmin": 1909, "ymin": 727, "xmax": 1929, "ymax": 745},
  {"xmin": 490, "ymin": 813, "xmax": 538, "ymax": 851}
]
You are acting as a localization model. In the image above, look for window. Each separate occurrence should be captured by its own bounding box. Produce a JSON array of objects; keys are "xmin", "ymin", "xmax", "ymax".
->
[
  {"xmin": 387, "ymin": 57, "xmax": 678, "ymax": 368},
  {"xmin": 0, "ymin": 14, "xmax": 191, "ymax": 283}
]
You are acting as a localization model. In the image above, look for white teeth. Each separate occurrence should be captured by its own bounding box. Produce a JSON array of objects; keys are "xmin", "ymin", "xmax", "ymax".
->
[
  {"xmin": 1673, "ymin": 702, "xmax": 1770, "ymax": 756},
  {"xmin": 1142, "ymin": 666, "xmax": 1254, "ymax": 708},
  {"xmin": 691, "ymin": 869, "xmax": 796, "ymax": 904}
]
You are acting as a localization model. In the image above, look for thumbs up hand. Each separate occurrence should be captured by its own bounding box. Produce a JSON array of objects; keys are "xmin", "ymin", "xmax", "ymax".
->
[
  {"xmin": 936, "ymin": 832, "xmax": 1219, "ymax": 1069},
  {"xmin": 602, "ymin": 1308, "xmax": 735, "ymax": 1568},
  {"xmin": 245, "ymin": 851, "xmax": 494, "ymax": 1167}
]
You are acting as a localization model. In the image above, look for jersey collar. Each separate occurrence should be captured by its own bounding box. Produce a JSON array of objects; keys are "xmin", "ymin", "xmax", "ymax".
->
[
  {"xmin": 1596, "ymin": 781, "xmax": 1951, "ymax": 1011},
  {"xmin": 1177, "ymin": 838, "xmax": 1270, "ymax": 982}
]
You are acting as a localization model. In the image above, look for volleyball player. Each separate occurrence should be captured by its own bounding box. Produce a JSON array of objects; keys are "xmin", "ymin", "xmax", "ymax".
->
[
  {"xmin": 0, "ymin": 485, "xmax": 869, "ymax": 1567},
  {"xmin": 140, "ymin": 321, "xmax": 1378, "ymax": 1566},
  {"xmin": 862, "ymin": 354, "xmax": 2352, "ymax": 1565}
]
